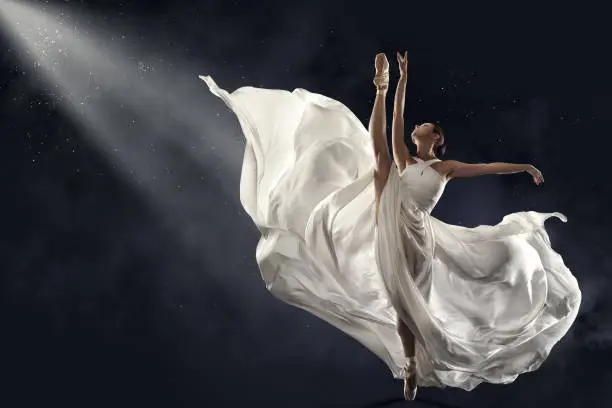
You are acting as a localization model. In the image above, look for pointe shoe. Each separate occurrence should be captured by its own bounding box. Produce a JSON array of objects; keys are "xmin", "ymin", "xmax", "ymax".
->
[
  {"xmin": 373, "ymin": 53, "xmax": 389, "ymax": 93},
  {"xmin": 401, "ymin": 360, "xmax": 418, "ymax": 401}
]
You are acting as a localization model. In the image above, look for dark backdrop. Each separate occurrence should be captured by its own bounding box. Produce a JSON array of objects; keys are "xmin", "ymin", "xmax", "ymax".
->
[{"xmin": 1, "ymin": 1, "xmax": 611, "ymax": 407}]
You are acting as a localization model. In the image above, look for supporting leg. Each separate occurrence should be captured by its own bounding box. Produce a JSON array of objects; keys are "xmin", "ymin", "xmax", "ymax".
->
[
  {"xmin": 398, "ymin": 316, "xmax": 418, "ymax": 401},
  {"xmin": 397, "ymin": 316, "xmax": 416, "ymax": 358}
]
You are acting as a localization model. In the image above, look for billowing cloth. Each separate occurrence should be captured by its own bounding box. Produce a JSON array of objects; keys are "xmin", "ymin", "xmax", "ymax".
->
[{"xmin": 199, "ymin": 75, "xmax": 581, "ymax": 390}]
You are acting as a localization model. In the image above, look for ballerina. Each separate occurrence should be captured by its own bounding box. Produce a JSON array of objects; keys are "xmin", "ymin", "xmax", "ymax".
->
[
  {"xmin": 373, "ymin": 52, "xmax": 549, "ymax": 400},
  {"xmin": 199, "ymin": 52, "xmax": 581, "ymax": 401}
]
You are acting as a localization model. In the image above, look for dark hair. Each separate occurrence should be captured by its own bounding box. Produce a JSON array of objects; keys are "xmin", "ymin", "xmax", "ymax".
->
[{"xmin": 431, "ymin": 123, "xmax": 446, "ymax": 156}]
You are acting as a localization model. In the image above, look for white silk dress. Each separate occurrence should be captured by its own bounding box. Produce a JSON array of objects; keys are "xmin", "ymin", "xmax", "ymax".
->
[{"xmin": 199, "ymin": 75, "xmax": 581, "ymax": 391}]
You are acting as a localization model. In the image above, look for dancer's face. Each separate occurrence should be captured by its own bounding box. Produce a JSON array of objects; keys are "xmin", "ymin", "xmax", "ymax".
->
[{"xmin": 411, "ymin": 123, "xmax": 439, "ymax": 146}]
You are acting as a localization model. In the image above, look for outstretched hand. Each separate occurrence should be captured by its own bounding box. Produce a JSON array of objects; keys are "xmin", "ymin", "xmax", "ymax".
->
[
  {"xmin": 526, "ymin": 165, "xmax": 544, "ymax": 185},
  {"xmin": 397, "ymin": 51, "xmax": 408, "ymax": 77}
]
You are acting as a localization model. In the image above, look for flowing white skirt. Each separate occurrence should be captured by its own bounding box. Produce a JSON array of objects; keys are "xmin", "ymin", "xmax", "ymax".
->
[{"xmin": 199, "ymin": 75, "xmax": 581, "ymax": 391}]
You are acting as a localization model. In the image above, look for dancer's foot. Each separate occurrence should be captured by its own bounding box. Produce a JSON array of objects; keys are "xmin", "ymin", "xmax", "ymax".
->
[
  {"xmin": 373, "ymin": 53, "xmax": 389, "ymax": 93},
  {"xmin": 401, "ymin": 359, "xmax": 418, "ymax": 401}
]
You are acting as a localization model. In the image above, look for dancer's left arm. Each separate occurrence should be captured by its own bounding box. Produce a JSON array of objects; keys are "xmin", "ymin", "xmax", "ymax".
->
[
  {"xmin": 392, "ymin": 52, "xmax": 411, "ymax": 172},
  {"xmin": 445, "ymin": 161, "xmax": 544, "ymax": 185}
]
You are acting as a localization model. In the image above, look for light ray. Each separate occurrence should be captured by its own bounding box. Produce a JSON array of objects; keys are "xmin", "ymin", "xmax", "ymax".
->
[{"xmin": 0, "ymin": 0, "xmax": 252, "ymax": 290}]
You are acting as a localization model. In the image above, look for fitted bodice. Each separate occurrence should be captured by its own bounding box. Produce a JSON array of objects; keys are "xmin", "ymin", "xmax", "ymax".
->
[{"xmin": 399, "ymin": 157, "xmax": 447, "ymax": 213}]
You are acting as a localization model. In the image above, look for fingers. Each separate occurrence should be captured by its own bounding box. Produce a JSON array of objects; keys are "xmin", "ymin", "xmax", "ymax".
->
[
  {"xmin": 528, "ymin": 165, "xmax": 544, "ymax": 185},
  {"xmin": 533, "ymin": 173, "xmax": 544, "ymax": 185}
]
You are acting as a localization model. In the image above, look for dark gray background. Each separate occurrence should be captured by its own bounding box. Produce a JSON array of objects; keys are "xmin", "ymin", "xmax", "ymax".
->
[{"xmin": 1, "ymin": 1, "xmax": 611, "ymax": 407}]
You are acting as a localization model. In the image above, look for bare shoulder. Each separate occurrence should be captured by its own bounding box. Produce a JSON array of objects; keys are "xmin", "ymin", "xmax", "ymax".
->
[
  {"xmin": 431, "ymin": 159, "xmax": 458, "ymax": 179},
  {"xmin": 406, "ymin": 156, "xmax": 418, "ymax": 165}
]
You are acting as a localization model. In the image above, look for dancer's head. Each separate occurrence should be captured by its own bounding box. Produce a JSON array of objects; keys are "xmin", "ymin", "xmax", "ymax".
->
[{"xmin": 411, "ymin": 122, "xmax": 446, "ymax": 156}]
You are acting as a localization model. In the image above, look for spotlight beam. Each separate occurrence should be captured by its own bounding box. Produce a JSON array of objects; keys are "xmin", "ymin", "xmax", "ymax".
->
[{"xmin": 0, "ymin": 0, "xmax": 254, "ymax": 294}]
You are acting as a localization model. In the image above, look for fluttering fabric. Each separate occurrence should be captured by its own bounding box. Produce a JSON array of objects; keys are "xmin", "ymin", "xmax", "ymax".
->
[{"xmin": 199, "ymin": 75, "xmax": 581, "ymax": 391}]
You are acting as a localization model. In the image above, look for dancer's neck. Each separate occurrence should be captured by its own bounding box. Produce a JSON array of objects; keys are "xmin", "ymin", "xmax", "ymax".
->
[
  {"xmin": 415, "ymin": 146, "xmax": 436, "ymax": 161},
  {"xmin": 415, "ymin": 152, "xmax": 437, "ymax": 161}
]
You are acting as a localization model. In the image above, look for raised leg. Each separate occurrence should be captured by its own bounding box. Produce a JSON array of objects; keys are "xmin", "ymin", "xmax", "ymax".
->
[{"xmin": 370, "ymin": 53, "xmax": 392, "ymax": 225}]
